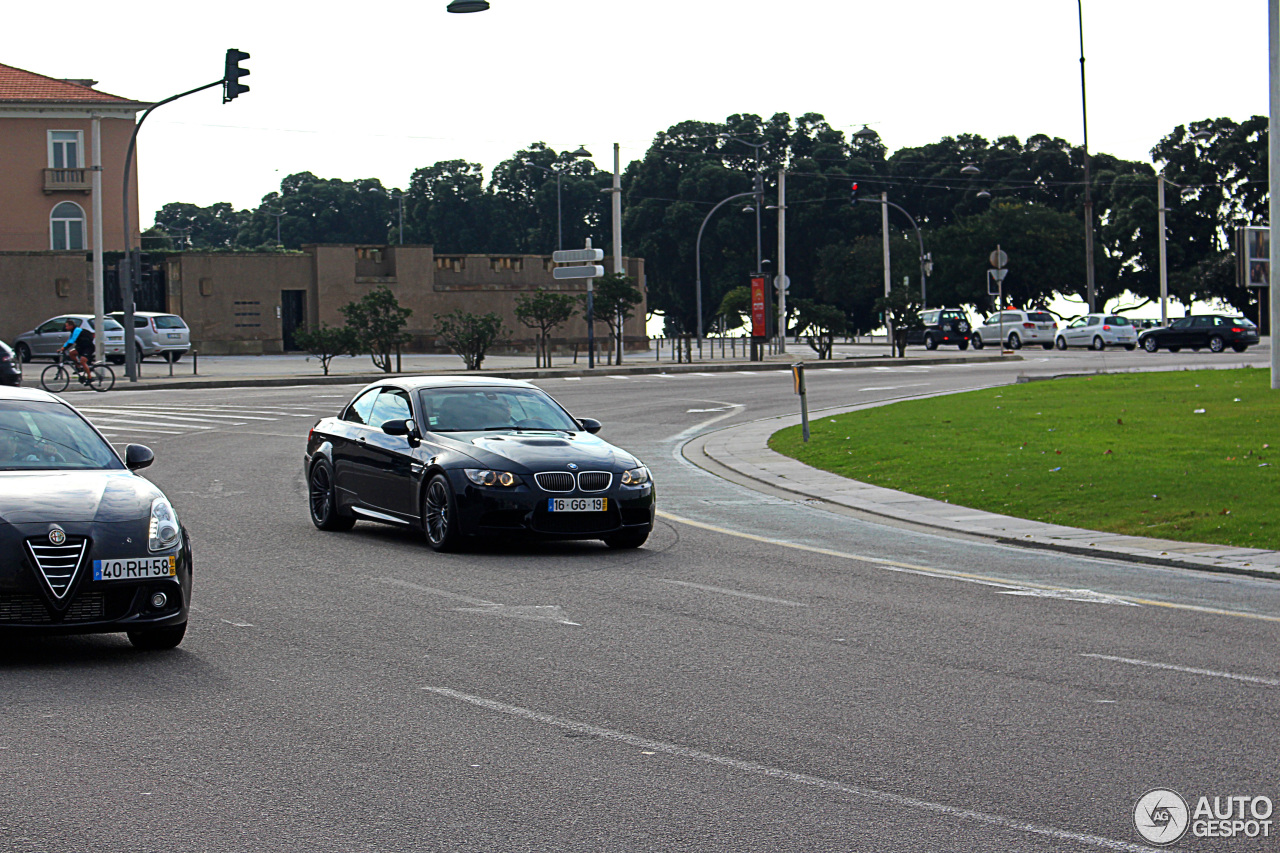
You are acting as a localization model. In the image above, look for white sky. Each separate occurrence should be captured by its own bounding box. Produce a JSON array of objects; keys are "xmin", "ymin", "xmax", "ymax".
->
[{"xmin": 7, "ymin": 0, "xmax": 1268, "ymax": 222}]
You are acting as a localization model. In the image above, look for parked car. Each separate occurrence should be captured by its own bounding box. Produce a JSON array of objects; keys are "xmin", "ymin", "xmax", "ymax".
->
[
  {"xmin": 1139, "ymin": 315, "xmax": 1260, "ymax": 353},
  {"xmin": 972, "ymin": 309, "xmax": 1058, "ymax": 350},
  {"xmin": 0, "ymin": 342, "xmax": 20, "ymax": 387},
  {"xmin": 906, "ymin": 308, "xmax": 972, "ymax": 350},
  {"xmin": 1054, "ymin": 314, "xmax": 1138, "ymax": 350},
  {"xmin": 13, "ymin": 315, "xmax": 126, "ymax": 364},
  {"xmin": 305, "ymin": 377, "xmax": 656, "ymax": 551},
  {"xmin": 0, "ymin": 386, "xmax": 191, "ymax": 649},
  {"xmin": 109, "ymin": 311, "xmax": 190, "ymax": 362}
]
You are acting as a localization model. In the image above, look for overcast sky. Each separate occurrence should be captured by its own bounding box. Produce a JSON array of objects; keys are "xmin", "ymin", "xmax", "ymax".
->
[{"xmin": 9, "ymin": 1, "xmax": 1268, "ymax": 221}]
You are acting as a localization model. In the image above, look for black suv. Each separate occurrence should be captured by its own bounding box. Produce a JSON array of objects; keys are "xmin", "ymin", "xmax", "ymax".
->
[{"xmin": 906, "ymin": 308, "xmax": 972, "ymax": 350}]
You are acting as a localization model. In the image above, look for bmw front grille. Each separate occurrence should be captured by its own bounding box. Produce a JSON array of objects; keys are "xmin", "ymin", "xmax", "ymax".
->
[{"xmin": 533, "ymin": 471, "xmax": 613, "ymax": 493}]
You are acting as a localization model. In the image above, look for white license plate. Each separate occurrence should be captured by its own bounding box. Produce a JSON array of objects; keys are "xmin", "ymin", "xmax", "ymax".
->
[
  {"xmin": 547, "ymin": 498, "xmax": 607, "ymax": 513},
  {"xmin": 94, "ymin": 556, "xmax": 176, "ymax": 581},
  {"xmin": 167, "ymin": 333, "xmax": 182, "ymax": 339}
]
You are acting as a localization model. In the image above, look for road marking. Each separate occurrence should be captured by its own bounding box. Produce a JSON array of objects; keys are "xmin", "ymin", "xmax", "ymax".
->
[
  {"xmin": 454, "ymin": 604, "xmax": 581, "ymax": 626},
  {"xmin": 686, "ymin": 406, "xmax": 735, "ymax": 413},
  {"xmin": 998, "ymin": 588, "xmax": 1139, "ymax": 606},
  {"xmin": 84, "ymin": 417, "xmax": 215, "ymax": 430},
  {"xmin": 220, "ymin": 619, "xmax": 254, "ymax": 628},
  {"xmin": 658, "ymin": 579, "xmax": 807, "ymax": 607},
  {"xmin": 608, "ymin": 375, "xmax": 629, "ymax": 380},
  {"xmin": 1081, "ymin": 653, "xmax": 1280, "ymax": 687},
  {"xmin": 563, "ymin": 377, "xmax": 582, "ymax": 381},
  {"xmin": 370, "ymin": 576, "xmax": 498, "ymax": 607},
  {"xmin": 84, "ymin": 422, "xmax": 183, "ymax": 434},
  {"xmin": 84, "ymin": 406, "xmax": 274, "ymax": 421},
  {"xmin": 857, "ymin": 383, "xmax": 929, "ymax": 392},
  {"xmin": 655, "ymin": 511, "xmax": 1280, "ymax": 624},
  {"xmin": 421, "ymin": 686, "xmax": 1162, "ymax": 853},
  {"xmin": 77, "ymin": 408, "xmax": 235, "ymax": 424}
]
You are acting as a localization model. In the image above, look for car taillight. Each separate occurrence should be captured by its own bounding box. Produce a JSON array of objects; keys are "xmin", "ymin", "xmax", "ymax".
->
[
  {"xmin": 1023, "ymin": 322, "xmax": 1035, "ymax": 328},
  {"xmin": 1103, "ymin": 325, "xmax": 1111, "ymax": 331},
  {"xmin": 1231, "ymin": 327, "xmax": 1245, "ymax": 333},
  {"xmin": 150, "ymin": 318, "xmax": 157, "ymax": 331}
]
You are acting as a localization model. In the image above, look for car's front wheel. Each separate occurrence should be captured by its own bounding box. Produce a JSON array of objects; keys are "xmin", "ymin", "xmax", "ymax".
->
[
  {"xmin": 1143, "ymin": 337, "xmax": 1159, "ymax": 352},
  {"xmin": 127, "ymin": 621, "xmax": 187, "ymax": 650},
  {"xmin": 422, "ymin": 474, "xmax": 463, "ymax": 552},
  {"xmin": 1055, "ymin": 337, "xmax": 1067, "ymax": 350},
  {"xmin": 971, "ymin": 335, "xmax": 984, "ymax": 350},
  {"xmin": 604, "ymin": 526, "xmax": 651, "ymax": 549},
  {"xmin": 309, "ymin": 460, "xmax": 355, "ymax": 531}
]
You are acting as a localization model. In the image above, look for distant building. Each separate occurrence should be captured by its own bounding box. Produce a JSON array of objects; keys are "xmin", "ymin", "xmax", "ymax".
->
[{"xmin": 0, "ymin": 62, "xmax": 145, "ymax": 252}]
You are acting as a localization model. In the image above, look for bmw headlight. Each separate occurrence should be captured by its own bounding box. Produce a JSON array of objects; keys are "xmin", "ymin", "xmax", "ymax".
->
[
  {"xmin": 464, "ymin": 469, "xmax": 520, "ymax": 487},
  {"xmin": 148, "ymin": 498, "xmax": 180, "ymax": 552},
  {"xmin": 620, "ymin": 466, "xmax": 650, "ymax": 486}
]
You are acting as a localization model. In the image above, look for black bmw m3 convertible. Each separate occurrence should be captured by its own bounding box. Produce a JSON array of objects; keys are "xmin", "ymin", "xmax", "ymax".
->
[
  {"xmin": 305, "ymin": 377, "xmax": 656, "ymax": 550},
  {"xmin": 0, "ymin": 386, "xmax": 191, "ymax": 649}
]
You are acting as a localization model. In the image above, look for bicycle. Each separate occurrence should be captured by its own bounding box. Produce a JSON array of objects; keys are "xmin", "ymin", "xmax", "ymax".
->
[{"xmin": 40, "ymin": 350, "xmax": 115, "ymax": 393}]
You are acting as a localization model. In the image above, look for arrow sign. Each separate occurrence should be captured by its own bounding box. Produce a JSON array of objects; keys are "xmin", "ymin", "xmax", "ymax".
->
[
  {"xmin": 552, "ymin": 264, "xmax": 605, "ymax": 280},
  {"xmin": 552, "ymin": 248, "xmax": 604, "ymax": 263}
]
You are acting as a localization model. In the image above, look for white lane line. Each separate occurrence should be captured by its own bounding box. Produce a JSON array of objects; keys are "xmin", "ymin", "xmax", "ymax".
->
[
  {"xmin": 657, "ymin": 511, "xmax": 1280, "ymax": 624},
  {"xmin": 563, "ymin": 377, "xmax": 582, "ymax": 382},
  {"xmin": 78, "ymin": 408, "xmax": 242, "ymax": 424},
  {"xmin": 857, "ymin": 383, "xmax": 929, "ymax": 392},
  {"xmin": 84, "ymin": 406, "xmax": 273, "ymax": 421},
  {"xmin": 608, "ymin": 375, "xmax": 629, "ymax": 380},
  {"xmin": 220, "ymin": 618, "xmax": 254, "ymax": 628},
  {"xmin": 83, "ymin": 422, "xmax": 183, "ymax": 434},
  {"xmin": 1081, "ymin": 654, "xmax": 1280, "ymax": 687},
  {"xmin": 82, "ymin": 417, "xmax": 214, "ymax": 430},
  {"xmin": 421, "ymin": 686, "xmax": 1161, "ymax": 853},
  {"xmin": 369, "ymin": 576, "xmax": 499, "ymax": 607},
  {"xmin": 659, "ymin": 579, "xmax": 807, "ymax": 607}
]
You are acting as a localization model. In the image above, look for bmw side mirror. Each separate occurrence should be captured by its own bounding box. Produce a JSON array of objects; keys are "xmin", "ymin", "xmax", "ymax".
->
[
  {"xmin": 382, "ymin": 418, "xmax": 420, "ymax": 444},
  {"xmin": 124, "ymin": 444, "xmax": 154, "ymax": 470},
  {"xmin": 577, "ymin": 418, "xmax": 602, "ymax": 435}
]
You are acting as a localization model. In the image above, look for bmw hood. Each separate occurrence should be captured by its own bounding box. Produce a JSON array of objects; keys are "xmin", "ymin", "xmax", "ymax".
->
[
  {"xmin": 460, "ymin": 432, "xmax": 640, "ymax": 472},
  {"xmin": 0, "ymin": 470, "xmax": 162, "ymax": 524}
]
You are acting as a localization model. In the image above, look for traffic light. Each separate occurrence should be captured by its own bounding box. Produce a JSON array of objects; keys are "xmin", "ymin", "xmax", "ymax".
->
[
  {"xmin": 849, "ymin": 182, "xmax": 860, "ymax": 204},
  {"xmin": 134, "ymin": 251, "xmax": 154, "ymax": 286},
  {"xmin": 223, "ymin": 48, "xmax": 250, "ymax": 103}
]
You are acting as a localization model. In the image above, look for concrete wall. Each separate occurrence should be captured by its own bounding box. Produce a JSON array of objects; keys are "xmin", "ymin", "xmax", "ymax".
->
[{"xmin": 0, "ymin": 245, "xmax": 648, "ymax": 355}]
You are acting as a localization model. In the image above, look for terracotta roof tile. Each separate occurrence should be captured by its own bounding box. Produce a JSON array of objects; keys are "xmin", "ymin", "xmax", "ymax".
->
[{"xmin": 0, "ymin": 62, "xmax": 140, "ymax": 104}]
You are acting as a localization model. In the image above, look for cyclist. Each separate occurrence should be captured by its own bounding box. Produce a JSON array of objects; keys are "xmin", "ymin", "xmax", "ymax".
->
[{"xmin": 60, "ymin": 318, "xmax": 94, "ymax": 379}]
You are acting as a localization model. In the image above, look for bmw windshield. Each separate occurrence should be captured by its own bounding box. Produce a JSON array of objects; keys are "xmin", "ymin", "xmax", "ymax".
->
[
  {"xmin": 418, "ymin": 387, "xmax": 581, "ymax": 433},
  {"xmin": 0, "ymin": 400, "xmax": 121, "ymax": 471}
]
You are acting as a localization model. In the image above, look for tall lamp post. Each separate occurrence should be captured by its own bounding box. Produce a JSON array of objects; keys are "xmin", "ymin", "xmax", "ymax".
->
[
  {"xmin": 523, "ymin": 145, "xmax": 592, "ymax": 252},
  {"xmin": 267, "ymin": 208, "xmax": 285, "ymax": 247},
  {"xmin": 1156, "ymin": 131, "xmax": 1212, "ymax": 327},
  {"xmin": 1076, "ymin": 0, "xmax": 1096, "ymax": 313},
  {"xmin": 695, "ymin": 191, "xmax": 759, "ymax": 348}
]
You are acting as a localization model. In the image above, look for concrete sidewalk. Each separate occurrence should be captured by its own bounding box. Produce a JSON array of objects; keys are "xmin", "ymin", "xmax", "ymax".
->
[
  {"xmin": 22, "ymin": 343, "xmax": 1010, "ymax": 391},
  {"xmin": 692, "ymin": 413, "xmax": 1280, "ymax": 581}
]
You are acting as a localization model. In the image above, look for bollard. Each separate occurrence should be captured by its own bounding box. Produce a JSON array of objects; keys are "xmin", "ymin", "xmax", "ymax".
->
[
  {"xmin": 192, "ymin": 350, "xmax": 198, "ymax": 375},
  {"xmin": 168, "ymin": 353, "xmax": 174, "ymax": 377}
]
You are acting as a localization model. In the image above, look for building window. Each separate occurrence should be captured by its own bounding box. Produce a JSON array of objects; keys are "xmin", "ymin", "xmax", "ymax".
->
[
  {"xmin": 48, "ymin": 131, "xmax": 83, "ymax": 169},
  {"xmin": 50, "ymin": 202, "xmax": 86, "ymax": 250}
]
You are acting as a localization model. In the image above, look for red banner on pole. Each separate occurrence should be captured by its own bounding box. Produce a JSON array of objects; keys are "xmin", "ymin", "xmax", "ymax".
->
[{"xmin": 750, "ymin": 276, "xmax": 767, "ymax": 338}]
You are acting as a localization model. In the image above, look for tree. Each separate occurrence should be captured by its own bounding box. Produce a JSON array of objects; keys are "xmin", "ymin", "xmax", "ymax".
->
[
  {"xmin": 586, "ymin": 273, "xmax": 643, "ymax": 364},
  {"xmin": 339, "ymin": 286, "xmax": 412, "ymax": 374},
  {"xmin": 433, "ymin": 310, "xmax": 505, "ymax": 370},
  {"xmin": 715, "ymin": 285, "xmax": 752, "ymax": 333},
  {"xmin": 875, "ymin": 287, "xmax": 923, "ymax": 358},
  {"xmin": 238, "ymin": 173, "xmax": 396, "ymax": 249},
  {"xmin": 150, "ymin": 201, "xmax": 248, "ymax": 249},
  {"xmin": 292, "ymin": 323, "xmax": 358, "ymax": 375},
  {"xmin": 791, "ymin": 299, "xmax": 846, "ymax": 359},
  {"xmin": 514, "ymin": 290, "xmax": 577, "ymax": 367}
]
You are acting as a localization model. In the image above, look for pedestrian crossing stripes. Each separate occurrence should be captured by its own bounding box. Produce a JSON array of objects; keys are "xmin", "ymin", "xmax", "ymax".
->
[{"xmin": 76, "ymin": 402, "xmax": 334, "ymax": 439}]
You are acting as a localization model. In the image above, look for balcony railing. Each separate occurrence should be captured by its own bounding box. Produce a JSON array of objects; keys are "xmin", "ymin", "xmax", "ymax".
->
[{"xmin": 43, "ymin": 168, "xmax": 92, "ymax": 194}]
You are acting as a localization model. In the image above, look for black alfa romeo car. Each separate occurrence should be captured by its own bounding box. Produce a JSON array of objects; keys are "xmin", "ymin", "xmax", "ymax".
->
[
  {"xmin": 0, "ymin": 386, "xmax": 191, "ymax": 648},
  {"xmin": 305, "ymin": 377, "xmax": 656, "ymax": 550}
]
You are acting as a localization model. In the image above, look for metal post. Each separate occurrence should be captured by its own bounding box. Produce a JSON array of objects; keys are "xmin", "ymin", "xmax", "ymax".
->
[
  {"xmin": 556, "ymin": 171, "xmax": 563, "ymax": 252},
  {"xmin": 881, "ymin": 192, "xmax": 892, "ymax": 354},
  {"xmin": 1271, "ymin": 0, "xmax": 1280, "ymax": 388},
  {"xmin": 612, "ymin": 143, "xmax": 624, "ymax": 365},
  {"xmin": 90, "ymin": 114, "xmax": 104, "ymax": 349},
  {"xmin": 777, "ymin": 169, "xmax": 787, "ymax": 355},
  {"xmin": 1078, "ymin": 0, "xmax": 1096, "ymax": 313},
  {"xmin": 585, "ymin": 238, "xmax": 595, "ymax": 369},
  {"xmin": 1158, "ymin": 175, "xmax": 1169, "ymax": 327},
  {"xmin": 695, "ymin": 191, "xmax": 756, "ymax": 348}
]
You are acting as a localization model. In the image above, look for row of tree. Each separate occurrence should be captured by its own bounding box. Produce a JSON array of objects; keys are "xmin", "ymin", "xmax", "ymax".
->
[{"xmin": 149, "ymin": 113, "xmax": 1269, "ymax": 338}]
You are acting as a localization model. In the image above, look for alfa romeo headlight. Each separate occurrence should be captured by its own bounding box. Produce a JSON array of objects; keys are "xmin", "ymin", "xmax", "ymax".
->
[
  {"xmin": 464, "ymin": 469, "xmax": 519, "ymax": 487},
  {"xmin": 148, "ymin": 498, "xmax": 180, "ymax": 552},
  {"xmin": 620, "ymin": 466, "xmax": 650, "ymax": 486}
]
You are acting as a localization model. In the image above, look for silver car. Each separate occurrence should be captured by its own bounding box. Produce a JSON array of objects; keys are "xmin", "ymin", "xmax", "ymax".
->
[
  {"xmin": 1054, "ymin": 314, "xmax": 1138, "ymax": 351},
  {"xmin": 109, "ymin": 311, "xmax": 190, "ymax": 362},
  {"xmin": 13, "ymin": 315, "xmax": 126, "ymax": 363},
  {"xmin": 972, "ymin": 309, "xmax": 1058, "ymax": 350}
]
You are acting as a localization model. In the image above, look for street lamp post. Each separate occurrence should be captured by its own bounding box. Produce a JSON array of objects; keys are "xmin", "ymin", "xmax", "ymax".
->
[
  {"xmin": 267, "ymin": 209, "xmax": 285, "ymax": 246},
  {"xmin": 1077, "ymin": 0, "xmax": 1096, "ymax": 313},
  {"xmin": 524, "ymin": 145, "xmax": 592, "ymax": 252},
  {"xmin": 695, "ymin": 191, "xmax": 759, "ymax": 349}
]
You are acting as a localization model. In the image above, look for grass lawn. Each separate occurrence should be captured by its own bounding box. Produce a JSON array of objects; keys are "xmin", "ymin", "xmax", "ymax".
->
[{"xmin": 769, "ymin": 368, "xmax": 1280, "ymax": 550}]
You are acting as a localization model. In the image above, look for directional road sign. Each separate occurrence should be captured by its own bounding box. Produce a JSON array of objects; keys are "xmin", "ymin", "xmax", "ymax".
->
[
  {"xmin": 552, "ymin": 264, "xmax": 605, "ymax": 280},
  {"xmin": 552, "ymin": 248, "xmax": 604, "ymax": 264}
]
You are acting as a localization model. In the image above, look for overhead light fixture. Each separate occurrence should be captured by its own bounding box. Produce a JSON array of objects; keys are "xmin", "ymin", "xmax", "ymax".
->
[
  {"xmin": 447, "ymin": 0, "xmax": 489, "ymax": 11},
  {"xmin": 961, "ymin": 164, "xmax": 981, "ymax": 175},
  {"xmin": 853, "ymin": 125, "xmax": 879, "ymax": 140},
  {"xmin": 572, "ymin": 145, "xmax": 593, "ymax": 158},
  {"xmin": 976, "ymin": 190, "xmax": 992, "ymax": 199}
]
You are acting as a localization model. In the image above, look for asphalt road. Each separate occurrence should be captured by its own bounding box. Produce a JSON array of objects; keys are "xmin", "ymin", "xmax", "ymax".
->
[{"xmin": 3, "ymin": 347, "xmax": 1277, "ymax": 852}]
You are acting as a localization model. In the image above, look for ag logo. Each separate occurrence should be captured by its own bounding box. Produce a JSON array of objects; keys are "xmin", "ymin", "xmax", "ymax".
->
[
  {"xmin": 48, "ymin": 526, "xmax": 66, "ymax": 546},
  {"xmin": 1135, "ymin": 789, "xmax": 1189, "ymax": 845}
]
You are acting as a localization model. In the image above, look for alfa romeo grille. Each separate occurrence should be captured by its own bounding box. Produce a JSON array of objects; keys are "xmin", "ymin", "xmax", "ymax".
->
[
  {"xmin": 25, "ymin": 537, "xmax": 88, "ymax": 600},
  {"xmin": 577, "ymin": 472, "xmax": 611, "ymax": 492},
  {"xmin": 535, "ymin": 472, "xmax": 575, "ymax": 492}
]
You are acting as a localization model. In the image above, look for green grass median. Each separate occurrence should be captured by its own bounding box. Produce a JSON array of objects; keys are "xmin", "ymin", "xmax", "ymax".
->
[{"xmin": 769, "ymin": 368, "xmax": 1280, "ymax": 550}]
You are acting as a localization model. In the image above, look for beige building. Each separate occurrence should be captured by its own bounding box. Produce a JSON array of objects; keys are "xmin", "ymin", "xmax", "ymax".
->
[
  {"xmin": 1, "ymin": 244, "xmax": 646, "ymax": 356},
  {"xmin": 0, "ymin": 62, "xmax": 144, "ymax": 253}
]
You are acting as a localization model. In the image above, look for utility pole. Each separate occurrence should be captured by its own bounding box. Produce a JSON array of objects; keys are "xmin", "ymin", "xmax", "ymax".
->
[
  {"xmin": 1270, "ymin": 0, "xmax": 1280, "ymax": 388},
  {"xmin": 776, "ymin": 169, "xmax": 787, "ymax": 355},
  {"xmin": 91, "ymin": 114, "xmax": 104, "ymax": 350},
  {"xmin": 611, "ymin": 143, "xmax": 624, "ymax": 364},
  {"xmin": 881, "ymin": 191, "xmax": 892, "ymax": 354}
]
